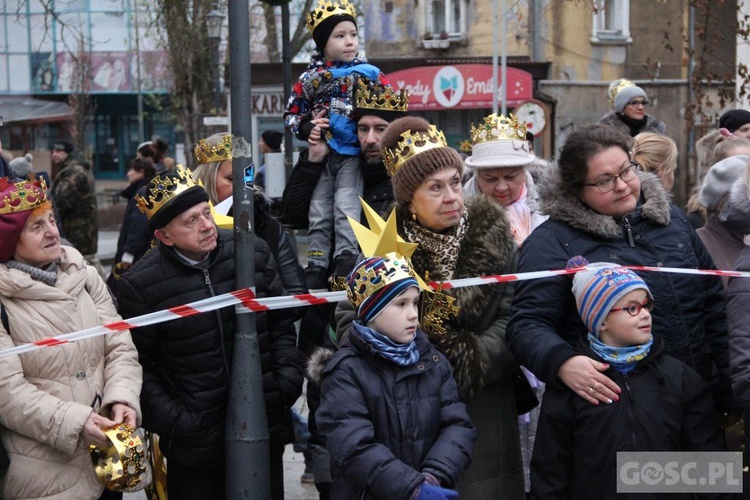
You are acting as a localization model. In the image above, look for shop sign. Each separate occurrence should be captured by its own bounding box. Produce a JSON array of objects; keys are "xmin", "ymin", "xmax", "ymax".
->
[{"xmin": 386, "ymin": 64, "xmax": 533, "ymax": 110}]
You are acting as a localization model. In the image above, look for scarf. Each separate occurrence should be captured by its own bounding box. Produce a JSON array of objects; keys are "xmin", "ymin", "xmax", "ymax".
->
[
  {"xmin": 5, "ymin": 260, "xmax": 58, "ymax": 287},
  {"xmin": 402, "ymin": 208, "xmax": 469, "ymax": 281},
  {"xmin": 587, "ymin": 332, "xmax": 653, "ymax": 374},
  {"xmin": 352, "ymin": 321, "xmax": 419, "ymax": 367},
  {"xmin": 616, "ymin": 112, "xmax": 648, "ymax": 137},
  {"xmin": 505, "ymin": 183, "xmax": 532, "ymax": 245}
]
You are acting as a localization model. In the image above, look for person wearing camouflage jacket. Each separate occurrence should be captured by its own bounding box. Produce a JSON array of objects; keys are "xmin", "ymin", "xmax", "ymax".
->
[{"xmin": 49, "ymin": 152, "xmax": 98, "ymax": 257}]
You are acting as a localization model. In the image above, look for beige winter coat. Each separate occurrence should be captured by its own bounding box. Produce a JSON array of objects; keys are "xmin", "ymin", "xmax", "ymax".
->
[{"xmin": 0, "ymin": 246, "xmax": 142, "ymax": 500}]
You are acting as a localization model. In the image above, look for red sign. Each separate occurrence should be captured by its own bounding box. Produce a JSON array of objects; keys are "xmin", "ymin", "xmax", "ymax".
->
[{"xmin": 386, "ymin": 64, "xmax": 533, "ymax": 110}]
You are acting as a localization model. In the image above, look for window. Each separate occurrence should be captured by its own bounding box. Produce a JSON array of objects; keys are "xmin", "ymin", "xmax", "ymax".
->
[
  {"xmin": 591, "ymin": 0, "xmax": 631, "ymax": 44},
  {"xmin": 429, "ymin": 0, "xmax": 467, "ymax": 38}
]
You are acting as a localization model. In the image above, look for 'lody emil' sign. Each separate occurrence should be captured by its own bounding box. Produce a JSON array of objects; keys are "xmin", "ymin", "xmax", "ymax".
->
[{"xmin": 386, "ymin": 64, "xmax": 533, "ymax": 110}]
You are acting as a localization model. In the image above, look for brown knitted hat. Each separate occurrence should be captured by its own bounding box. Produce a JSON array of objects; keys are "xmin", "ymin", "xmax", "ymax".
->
[{"xmin": 381, "ymin": 116, "xmax": 464, "ymax": 206}]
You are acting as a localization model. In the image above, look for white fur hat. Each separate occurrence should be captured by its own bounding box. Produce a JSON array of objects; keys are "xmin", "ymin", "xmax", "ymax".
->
[{"xmin": 464, "ymin": 139, "xmax": 535, "ymax": 169}]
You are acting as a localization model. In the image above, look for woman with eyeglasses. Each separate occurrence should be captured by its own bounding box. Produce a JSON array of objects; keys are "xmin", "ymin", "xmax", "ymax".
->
[
  {"xmin": 507, "ymin": 124, "xmax": 731, "ymax": 413},
  {"xmin": 599, "ymin": 78, "xmax": 666, "ymax": 137}
]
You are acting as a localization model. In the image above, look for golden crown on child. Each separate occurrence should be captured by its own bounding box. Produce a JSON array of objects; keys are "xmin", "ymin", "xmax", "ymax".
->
[{"xmin": 307, "ymin": 0, "xmax": 357, "ymax": 35}]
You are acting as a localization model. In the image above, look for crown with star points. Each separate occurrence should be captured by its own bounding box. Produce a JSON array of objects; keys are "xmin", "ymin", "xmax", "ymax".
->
[
  {"xmin": 356, "ymin": 79, "xmax": 409, "ymax": 114},
  {"xmin": 135, "ymin": 165, "xmax": 199, "ymax": 220},
  {"xmin": 470, "ymin": 113, "xmax": 528, "ymax": 146},
  {"xmin": 194, "ymin": 134, "xmax": 233, "ymax": 166},
  {"xmin": 0, "ymin": 176, "xmax": 48, "ymax": 215},
  {"xmin": 382, "ymin": 125, "xmax": 449, "ymax": 177},
  {"xmin": 307, "ymin": 0, "xmax": 357, "ymax": 35}
]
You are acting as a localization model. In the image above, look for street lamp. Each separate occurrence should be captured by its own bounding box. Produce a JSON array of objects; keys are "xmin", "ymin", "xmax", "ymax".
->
[{"xmin": 207, "ymin": 9, "xmax": 224, "ymax": 114}]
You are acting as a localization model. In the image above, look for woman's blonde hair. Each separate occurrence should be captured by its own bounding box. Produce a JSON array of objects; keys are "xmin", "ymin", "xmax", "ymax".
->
[
  {"xmin": 633, "ymin": 132, "xmax": 677, "ymax": 178},
  {"xmin": 191, "ymin": 132, "xmax": 232, "ymax": 205},
  {"xmin": 191, "ymin": 161, "xmax": 222, "ymax": 205}
]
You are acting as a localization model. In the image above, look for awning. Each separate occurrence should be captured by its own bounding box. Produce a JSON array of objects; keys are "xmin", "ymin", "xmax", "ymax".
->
[{"xmin": 0, "ymin": 97, "xmax": 72, "ymax": 125}]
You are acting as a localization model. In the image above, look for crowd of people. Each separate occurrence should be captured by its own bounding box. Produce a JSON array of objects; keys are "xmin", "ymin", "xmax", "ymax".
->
[{"xmin": 4, "ymin": 1, "xmax": 750, "ymax": 499}]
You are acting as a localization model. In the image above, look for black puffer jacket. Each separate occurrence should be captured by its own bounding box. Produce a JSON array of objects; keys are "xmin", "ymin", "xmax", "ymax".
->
[
  {"xmin": 311, "ymin": 330, "xmax": 476, "ymax": 500},
  {"xmin": 117, "ymin": 230, "xmax": 303, "ymax": 467},
  {"xmin": 532, "ymin": 339, "xmax": 728, "ymax": 500},
  {"xmin": 507, "ymin": 172, "xmax": 731, "ymax": 407},
  {"xmin": 113, "ymin": 176, "xmax": 153, "ymax": 265}
]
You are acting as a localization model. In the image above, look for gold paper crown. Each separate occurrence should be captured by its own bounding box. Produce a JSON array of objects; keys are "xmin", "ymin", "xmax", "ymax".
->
[
  {"xmin": 470, "ymin": 113, "xmax": 528, "ymax": 146},
  {"xmin": 460, "ymin": 140, "xmax": 473, "ymax": 153},
  {"xmin": 135, "ymin": 165, "xmax": 199, "ymax": 220},
  {"xmin": 356, "ymin": 79, "xmax": 409, "ymax": 113},
  {"xmin": 608, "ymin": 79, "xmax": 635, "ymax": 107},
  {"xmin": 382, "ymin": 125, "xmax": 449, "ymax": 177},
  {"xmin": 194, "ymin": 134, "xmax": 233, "ymax": 165},
  {"xmin": 0, "ymin": 177, "xmax": 48, "ymax": 215},
  {"xmin": 307, "ymin": 0, "xmax": 357, "ymax": 35},
  {"xmin": 347, "ymin": 253, "xmax": 419, "ymax": 309},
  {"xmin": 90, "ymin": 424, "xmax": 150, "ymax": 492}
]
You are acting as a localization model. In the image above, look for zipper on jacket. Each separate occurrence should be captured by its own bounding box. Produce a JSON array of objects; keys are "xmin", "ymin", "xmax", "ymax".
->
[
  {"xmin": 623, "ymin": 217, "xmax": 635, "ymax": 247},
  {"xmin": 203, "ymin": 268, "xmax": 230, "ymax": 375},
  {"xmin": 623, "ymin": 374, "xmax": 639, "ymax": 449}
]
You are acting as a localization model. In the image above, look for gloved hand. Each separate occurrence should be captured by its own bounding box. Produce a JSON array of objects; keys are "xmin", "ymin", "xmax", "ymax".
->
[{"xmin": 415, "ymin": 482, "xmax": 459, "ymax": 500}]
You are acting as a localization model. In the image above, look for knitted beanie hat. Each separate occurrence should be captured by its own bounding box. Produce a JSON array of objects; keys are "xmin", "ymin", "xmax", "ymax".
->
[
  {"xmin": 347, "ymin": 255, "xmax": 419, "ymax": 324},
  {"xmin": 570, "ymin": 259, "xmax": 652, "ymax": 337},
  {"xmin": 698, "ymin": 155, "xmax": 750, "ymax": 210},
  {"xmin": 9, "ymin": 153, "xmax": 33, "ymax": 177},
  {"xmin": 719, "ymin": 109, "xmax": 750, "ymax": 133},
  {"xmin": 50, "ymin": 139, "xmax": 74, "ymax": 154},
  {"xmin": 381, "ymin": 116, "xmax": 464, "ymax": 206},
  {"xmin": 608, "ymin": 79, "xmax": 648, "ymax": 113},
  {"xmin": 261, "ymin": 130, "xmax": 284, "ymax": 151}
]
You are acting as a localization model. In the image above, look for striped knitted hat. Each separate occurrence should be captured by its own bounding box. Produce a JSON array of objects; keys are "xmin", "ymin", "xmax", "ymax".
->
[
  {"xmin": 570, "ymin": 259, "xmax": 652, "ymax": 337},
  {"xmin": 347, "ymin": 255, "xmax": 419, "ymax": 324}
]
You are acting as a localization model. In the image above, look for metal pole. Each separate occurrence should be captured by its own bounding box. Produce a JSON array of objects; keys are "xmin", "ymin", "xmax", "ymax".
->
[
  {"xmin": 282, "ymin": 2, "xmax": 293, "ymax": 177},
  {"xmin": 133, "ymin": 0, "xmax": 144, "ymax": 143},
  {"xmin": 226, "ymin": 0, "xmax": 268, "ymax": 498},
  {"xmin": 214, "ymin": 37, "xmax": 222, "ymax": 114},
  {"xmin": 492, "ymin": 0, "xmax": 499, "ymax": 115},
  {"xmin": 501, "ymin": 0, "xmax": 507, "ymax": 116}
]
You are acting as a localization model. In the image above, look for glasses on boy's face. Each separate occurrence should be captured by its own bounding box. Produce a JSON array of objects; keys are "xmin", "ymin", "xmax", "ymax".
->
[
  {"xmin": 583, "ymin": 161, "xmax": 640, "ymax": 193},
  {"xmin": 610, "ymin": 297, "xmax": 655, "ymax": 316},
  {"xmin": 627, "ymin": 99, "xmax": 649, "ymax": 107}
]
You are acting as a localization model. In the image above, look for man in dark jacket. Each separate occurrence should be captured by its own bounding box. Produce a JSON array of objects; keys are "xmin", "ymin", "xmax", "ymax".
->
[
  {"xmin": 48, "ymin": 139, "xmax": 101, "ymax": 272},
  {"xmin": 117, "ymin": 167, "xmax": 303, "ymax": 500}
]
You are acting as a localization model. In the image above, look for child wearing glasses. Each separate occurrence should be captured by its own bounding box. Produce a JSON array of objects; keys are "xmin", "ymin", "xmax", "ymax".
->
[{"xmin": 530, "ymin": 259, "xmax": 727, "ymax": 499}]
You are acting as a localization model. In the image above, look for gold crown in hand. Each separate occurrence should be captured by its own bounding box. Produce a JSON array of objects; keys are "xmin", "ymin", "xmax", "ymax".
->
[
  {"xmin": 0, "ymin": 176, "xmax": 48, "ymax": 215},
  {"xmin": 470, "ymin": 113, "xmax": 528, "ymax": 146},
  {"xmin": 356, "ymin": 79, "xmax": 409, "ymax": 113},
  {"xmin": 194, "ymin": 134, "xmax": 233, "ymax": 165},
  {"xmin": 135, "ymin": 165, "xmax": 199, "ymax": 220},
  {"xmin": 90, "ymin": 424, "xmax": 151, "ymax": 492},
  {"xmin": 382, "ymin": 125, "xmax": 449, "ymax": 177},
  {"xmin": 307, "ymin": 0, "xmax": 357, "ymax": 35}
]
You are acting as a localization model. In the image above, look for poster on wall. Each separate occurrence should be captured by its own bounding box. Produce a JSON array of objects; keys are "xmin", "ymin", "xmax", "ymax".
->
[{"xmin": 31, "ymin": 52, "xmax": 55, "ymax": 92}]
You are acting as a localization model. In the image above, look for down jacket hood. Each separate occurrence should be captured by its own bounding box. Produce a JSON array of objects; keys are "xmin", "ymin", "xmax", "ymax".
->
[{"xmin": 538, "ymin": 169, "xmax": 671, "ymax": 239}]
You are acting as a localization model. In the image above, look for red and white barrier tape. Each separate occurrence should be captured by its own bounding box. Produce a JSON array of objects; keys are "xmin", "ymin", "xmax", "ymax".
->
[{"xmin": 0, "ymin": 264, "xmax": 746, "ymax": 359}]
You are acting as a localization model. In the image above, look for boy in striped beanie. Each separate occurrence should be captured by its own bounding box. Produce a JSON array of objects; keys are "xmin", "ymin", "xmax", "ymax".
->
[{"xmin": 530, "ymin": 259, "xmax": 727, "ymax": 498}]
